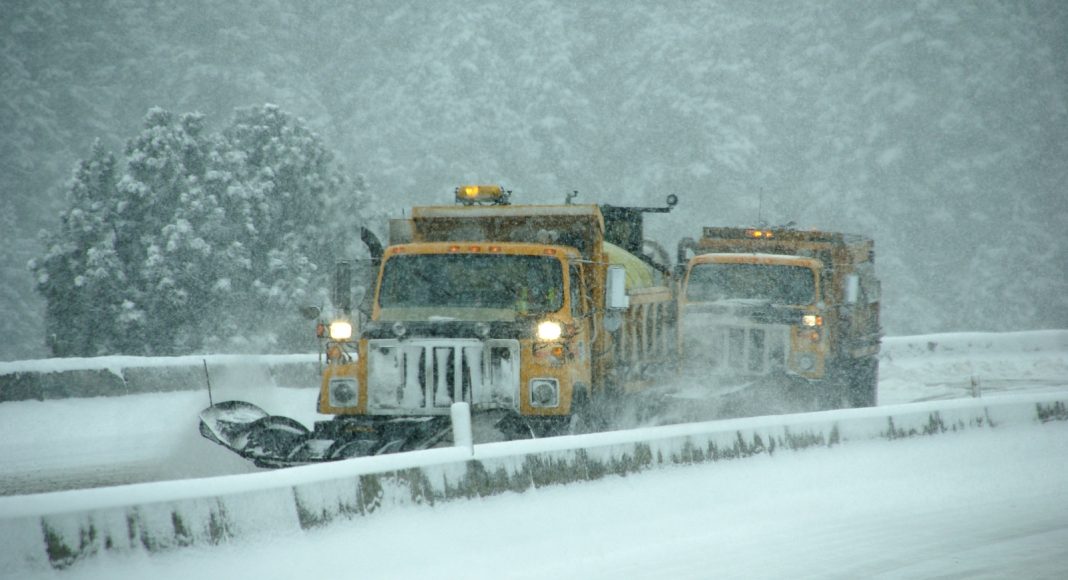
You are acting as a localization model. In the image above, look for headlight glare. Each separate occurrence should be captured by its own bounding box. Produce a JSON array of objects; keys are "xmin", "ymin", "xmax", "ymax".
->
[
  {"xmin": 536, "ymin": 320, "xmax": 563, "ymax": 341},
  {"xmin": 329, "ymin": 321, "xmax": 353, "ymax": 340}
]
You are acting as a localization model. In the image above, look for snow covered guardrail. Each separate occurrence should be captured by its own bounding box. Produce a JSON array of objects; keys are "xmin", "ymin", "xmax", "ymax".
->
[
  {"xmin": 0, "ymin": 354, "xmax": 320, "ymax": 402},
  {"xmin": 2, "ymin": 392, "xmax": 1066, "ymax": 571}
]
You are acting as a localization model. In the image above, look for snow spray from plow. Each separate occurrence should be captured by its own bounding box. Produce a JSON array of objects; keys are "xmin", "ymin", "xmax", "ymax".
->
[{"xmin": 2, "ymin": 393, "xmax": 1067, "ymax": 571}]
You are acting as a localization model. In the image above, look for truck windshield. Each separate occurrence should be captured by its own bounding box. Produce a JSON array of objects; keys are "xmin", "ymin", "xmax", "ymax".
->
[
  {"xmin": 686, "ymin": 263, "xmax": 816, "ymax": 305},
  {"xmin": 378, "ymin": 253, "xmax": 564, "ymax": 313}
]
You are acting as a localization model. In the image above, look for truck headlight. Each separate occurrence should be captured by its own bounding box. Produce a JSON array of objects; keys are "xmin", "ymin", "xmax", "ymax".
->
[
  {"xmin": 329, "ymin": 321, "xmax": 353, "ymax": 340},
  {"xmin": 329, "ymin": 378, "xmax": 359, "ymax": 407},
  {"xmin": 536, "ymin": 320, "xmax": 562, "ymax": 341},
  {"xmin": 529, "ymin": 378, "xmax": 559, "ymax": 407}
]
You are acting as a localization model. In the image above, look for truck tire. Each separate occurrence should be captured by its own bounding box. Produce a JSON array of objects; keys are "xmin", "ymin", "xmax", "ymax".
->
[
  {"xmin": 815, "ymin": 356, "xmax": 877, "ymax": 410},
  {"xmin": 846, "ymin": 356, "xmax": 879, "ymax": 408}
]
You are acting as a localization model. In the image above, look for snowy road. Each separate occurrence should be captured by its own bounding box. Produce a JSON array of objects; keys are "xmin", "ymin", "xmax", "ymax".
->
[
  {"xmin": 1, "ymin": 331, "xmax": 1067, "ymax": 578},
  {"xmin": 12, "ymin": 409, "xmax": 1068, "ymax": 579},
  {"xmin": 1, "ymin": 331, "xmax": 1065, "ymax": 496}
]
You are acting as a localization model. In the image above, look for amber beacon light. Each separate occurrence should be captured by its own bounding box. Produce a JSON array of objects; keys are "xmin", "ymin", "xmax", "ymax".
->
[{"xmin": 455, "ymin": 184, "xmax": 506, "ymax": 205}]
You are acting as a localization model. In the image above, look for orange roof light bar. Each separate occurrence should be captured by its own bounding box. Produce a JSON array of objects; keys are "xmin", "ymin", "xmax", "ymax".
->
[
  {"xmin": 745, "ymin": 228, "xmax": 775, "ymax": 239},
  {"xmin": 455, "ymin": 184, "xmax": 505, "ymax": 205}
]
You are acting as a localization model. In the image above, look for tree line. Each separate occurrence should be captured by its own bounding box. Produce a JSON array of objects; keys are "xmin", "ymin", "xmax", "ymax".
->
[{"xmin": 3, "ymin": 1, "xmax": 1066, "ymax": 358}]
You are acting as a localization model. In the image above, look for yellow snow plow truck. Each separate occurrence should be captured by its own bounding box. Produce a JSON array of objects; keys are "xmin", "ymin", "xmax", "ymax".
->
[
  {"xmin": 676, "ymin": 226, "xmax": 881, "ymax": 410},
  {"xmin": 200, "ymin": 186, "xmax": 679, "ymax": 466}
]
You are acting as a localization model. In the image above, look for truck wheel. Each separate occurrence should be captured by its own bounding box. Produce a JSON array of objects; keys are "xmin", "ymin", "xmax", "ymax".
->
[
  {"xmin": 568, "ymin": 386, "xmax": 602, "ymax": 434},
  {"xmin": 846, "ymin": 357, "xmax": 879, "ymax": 408},
  {"xmin": 813, "ymin": 379, "xmax": 849, "ymax": 411}
]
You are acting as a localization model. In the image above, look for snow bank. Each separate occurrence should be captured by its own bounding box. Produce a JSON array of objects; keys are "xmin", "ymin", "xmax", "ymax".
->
[
  {"xmin": 2, "ymin": 392, "xmax": 1065, "ymax": 571},
  {"xmin": 0, "ymin": 354, "xmax": 320, "ymax": 402},
  {"xmin": 879, "ymin": 330, "xmax": 1068, "ymax": 404},
  {"xmin": 882, "ymin": 329, "xmax": 1068, "ymax": 359}
]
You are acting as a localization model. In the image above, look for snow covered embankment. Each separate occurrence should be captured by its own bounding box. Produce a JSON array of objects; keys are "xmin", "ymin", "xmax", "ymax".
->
[
  {"xmin": 0, "ymin": 354, "xmax": 320, "ymax": 402},
  {"xmin": 2, "ymin": 392, "xmax": 1066, "ymax": 571},
  {"xmin": 879, "ymin": 329, "xmax": 1068, "ymax": 403}
]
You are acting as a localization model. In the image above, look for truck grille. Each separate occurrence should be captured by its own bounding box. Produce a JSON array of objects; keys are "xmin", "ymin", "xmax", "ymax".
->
[
  {"xmin": 366, "ymin": 339, "xmax": 520, "ymax": 414},
  {"xmin": 684, "ymin": 320, "xmax": 788, "ymax": 375}
]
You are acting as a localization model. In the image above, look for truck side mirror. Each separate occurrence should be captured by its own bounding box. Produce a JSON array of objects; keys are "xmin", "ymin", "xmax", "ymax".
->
[
  {"xmin": 334, "ymin": 260, "xmax": 353, "ymax": 314},
  {"xmin": 354, "ymin": 284, "xmax": 372, "ymax": 317},
  {"xmin": 606, "ymin": 265, "xmax": 630, "ymax": 310},
  {"xmin": 844, "ymin": 274, "xmax": 860, "ymax": 304}
]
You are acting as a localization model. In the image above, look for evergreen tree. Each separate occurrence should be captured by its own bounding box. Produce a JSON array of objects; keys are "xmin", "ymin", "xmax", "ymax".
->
[
  {"xmin": 31, "ymin": 141, "xmax": 123, "ymax": 356},
  {"xmin": 207, "ymin": 104, "xmax": 373, "ymax": 350},
  {"xmin": 31, "ymin": 105, "xmax": 368, "ymax": 356}
]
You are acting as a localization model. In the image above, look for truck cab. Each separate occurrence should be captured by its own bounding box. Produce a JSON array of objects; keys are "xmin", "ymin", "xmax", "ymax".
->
[
  {"xmin": 317, "ymin": 185, "xmax": 678, "ymax": 449},
  {"xmin": 677, "ymin": 227, "xmax": 881, "ymax": 408},
  {"xmin": 681, "ymin": 252, "xmax": 827, "ymax": 379}
]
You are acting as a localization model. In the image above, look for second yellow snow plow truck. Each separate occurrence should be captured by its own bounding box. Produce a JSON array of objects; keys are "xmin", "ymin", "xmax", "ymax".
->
[
  {"xmin": 200, "ymin": 186, "xmax": 679, "ymax": 466},
  {"xmin": 676, "ymin": 226, "xmax": 881, "ymax": 410}
]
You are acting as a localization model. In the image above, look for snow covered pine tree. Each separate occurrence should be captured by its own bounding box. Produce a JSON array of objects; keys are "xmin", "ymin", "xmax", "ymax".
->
[{"xmin": 31, "ymin": 105, "xmax": 369, "ymax": 356}]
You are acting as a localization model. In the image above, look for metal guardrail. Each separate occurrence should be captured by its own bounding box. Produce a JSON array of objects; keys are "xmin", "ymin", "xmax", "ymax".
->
[
  {"xmin": 0, "ymin": 355, "xmax": 320, "ymax": 402},
  {"xmin": 1, "ymin": 392, "xmax": 1065, "ymax": 571}
]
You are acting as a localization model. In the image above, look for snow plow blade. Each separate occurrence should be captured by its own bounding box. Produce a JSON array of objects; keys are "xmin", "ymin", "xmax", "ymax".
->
[
  {"xmin": 199, "ymin": 400, "xmax": 270, "ymax": 449},
  {"xmin": 198, "ymin": 401, "xmax": 548, "ymax": 468},
  {"xmin": 199, "ymin": 401, "xmax": 314, "ymax": 467},
  {"xmin": 199, "ymin": 401, "xmax": 460, "ymax": 467}
]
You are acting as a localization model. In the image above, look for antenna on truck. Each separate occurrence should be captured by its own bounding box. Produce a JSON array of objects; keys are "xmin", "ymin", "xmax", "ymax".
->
[
  {"xmin": 203, "ymin": 359, "xmax": 214, "ymax": 407},
  {"xmin": 757, "ymin": 188, "xmax": 765, "ymax": 227}
]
